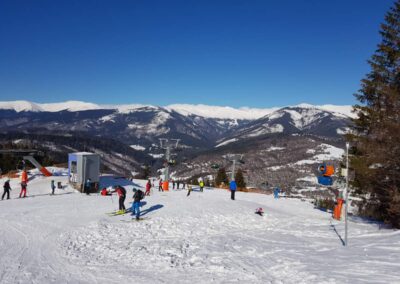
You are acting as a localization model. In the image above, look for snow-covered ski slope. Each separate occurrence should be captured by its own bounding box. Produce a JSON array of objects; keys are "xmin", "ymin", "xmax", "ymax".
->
[{"xmin": 0, "ymin": 173, "xmax": 399, "ymax": 284}]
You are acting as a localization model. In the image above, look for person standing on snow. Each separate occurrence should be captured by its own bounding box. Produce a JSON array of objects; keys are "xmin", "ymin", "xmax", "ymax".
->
[
  {"xmin": 158, "ymin": 179, "xmax": 163, "ymax": 192},
  {"xmin": 19, "ymin": 181, "xmax": 27, "ymax": 198},
  {"xmin": 199, "ymin": 180, "xmax": 205, "ymax": 192},
  {"xmin": 172, "ymin": 180, "xmax": 176, "ymax": 190},
  {"xmin": 51, "ymin": 180, "xmax": 56, "ymax": 195},
  {"xmin": 145, "ymin": 179, "xmax": 151, "ymax": 196},
  {"xmin": 112, "ymin": 185, "xmax": 126, "ymax": 213},
  {"xmin": 186, "ymin": 184, "xmax": 192, "ymax": 197},
  {"xmin": 229, "ymin": 180, "xmax": 237, "ymax": 200},
  {"xmin": 274, "ymin": 187, "xmax": 280, "ymax": 199},
  {"xmin": 2, "ymin": 179, "xmax": 11, "ymax": 200},
  {"xmin": 84, "ymin": 178, "xmax": 91, "ymax": 195},
  {"xmin": 131, "ymin": 188, "xmax": 144, "ymax": 220}
]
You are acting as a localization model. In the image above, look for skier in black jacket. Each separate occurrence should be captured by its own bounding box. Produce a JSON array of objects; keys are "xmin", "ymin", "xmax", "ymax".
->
[{"xmin": 2, "ymin": 180, "xmax": 11, "ymax": 200}]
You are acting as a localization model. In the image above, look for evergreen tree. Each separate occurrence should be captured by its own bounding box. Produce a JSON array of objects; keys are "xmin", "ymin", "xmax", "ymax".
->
[
  {"xmin": 137, "ymin": 165, "xmax": 151, "ymax": 179},
  {"xmin": 235, "ymin": 168, "xmax": 246, "ymax": 189},
  {"xmin": 349, "ymin": 1, "xmax": 400, "ymax": 228},
  {"xmin": 215, "ymin": 168, "xmax": 229, "ymax": 187}
]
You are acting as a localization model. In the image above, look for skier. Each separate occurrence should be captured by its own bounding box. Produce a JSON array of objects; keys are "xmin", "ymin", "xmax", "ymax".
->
[
  {"xmin": 145, "ymin": 179, "xmax": 151, "ymax": 196},
  {"xmin": 255, "ymin": 207, "xmax": 264, "ymax": 216},
  {"xmin": 176, "ymin": 180, "xmax": 180, "ymax": 190},
  {"xmin": 187, "ymin": 184, "xmax": 192, "ymax": 197},
  {"xmin": 84, "ymin": 178, "xmax": 91, "ymax": 195},
  {"xmin": 229, "ymin": 180, "xmax": 237, "ymax": 200},
  {"xmin": 19, "ymin": 181, "xmax": 27, "ymax": 198},
  {"xmin": 274, "ymin": 187, "xmax": 280, "ymax": 199},
  {"xmin": 51, "ymin": 180, "xmax": 56, "ymax": 195},
  {"xmin": 172, "ymin": 180, "xmax": 176, "ymax": 190},
  {"xmin": 113, "ymin": 185, "xmax": 126, "ymax": 213},
  {"xmin": 131, "ymin": 188, "xmax": 144, "ymax": 220},
  {"xmin": 182, "ymin": 181, "xmax": 186, "ymax": 190},
  {"xmin": 199, "ymin": 180, "xmax": 204, "ymax": 192},
  {"xmin": 158, "ymin": 179, "xmax": 163, "ymax": 192},
  {"xmin": 2, "ymin": 179, "xmax": 11, "ymax": 200}
]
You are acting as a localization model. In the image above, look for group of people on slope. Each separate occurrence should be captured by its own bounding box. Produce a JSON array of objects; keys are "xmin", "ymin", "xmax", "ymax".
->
[
  {"xmin": 171, "ymin": 180, "xmax": 186, "ymax": 190},
  {"xmin": 2, "ymin": 179, "xmax": 29, "ymax": 200},
  {"xmin": 111, "ymin": 184, "xmax": 145, "ymax": 220}
]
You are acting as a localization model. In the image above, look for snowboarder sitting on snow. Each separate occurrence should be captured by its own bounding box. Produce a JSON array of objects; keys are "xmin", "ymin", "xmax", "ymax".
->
[
  {"xmin": 131, "ymin": 188, "xmax": 144, "ymax": 220},
  {"xmin": 255, "ymin": 207, "xmax": 264, "ymax": 216},
  {"xmin": 2, "ymin": 179, "xmax": 11, "ymax": 200},
  {"xmin": 51, "ymin": 180, "xmax": 56, "ymax": 195},
  {"xmin": 112, "ymin": 185, "xmax": 126, "ymax": 213},
  {"xmin": 145, "ymin": 179, "xmax": 151, "ymax": 196}
]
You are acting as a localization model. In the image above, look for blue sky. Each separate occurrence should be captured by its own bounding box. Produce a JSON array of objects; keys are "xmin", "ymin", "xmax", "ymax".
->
[{"xmin": 0, "ymin": 0, "xmax": 394, "ymax": 107}]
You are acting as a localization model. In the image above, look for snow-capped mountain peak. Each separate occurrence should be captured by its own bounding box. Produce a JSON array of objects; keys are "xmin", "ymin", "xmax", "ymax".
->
[
  {"xmin": 165, "ymin": 104, "xmax": 278, "ymax": 120},
  {"xmin": 0, "ymin": 100, "xmax": 44, "ymax": 112},
  {"xmin": 0, "ymin": 100, "xmax": 354, "ymax": 119}
]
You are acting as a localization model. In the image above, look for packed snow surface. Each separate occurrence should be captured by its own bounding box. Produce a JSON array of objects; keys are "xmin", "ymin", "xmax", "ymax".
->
[{"xmin": 0, "ymin": 172, "xmax": 399, "ymax": 283}]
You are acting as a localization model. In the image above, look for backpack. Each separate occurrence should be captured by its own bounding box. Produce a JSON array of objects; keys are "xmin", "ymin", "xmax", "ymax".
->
[{"xmin": 135, "ymin": 190, "xmax": 144, "ymax": 201}]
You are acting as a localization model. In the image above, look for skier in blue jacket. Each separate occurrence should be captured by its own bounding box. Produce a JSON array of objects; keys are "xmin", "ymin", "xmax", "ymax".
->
[{"xmin": 229, "ymin": 180, "xmax": 237, "ymax": 200}]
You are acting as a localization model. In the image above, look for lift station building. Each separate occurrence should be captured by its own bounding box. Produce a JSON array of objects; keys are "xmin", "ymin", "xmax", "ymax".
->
[{"xmin": 68, "ymin": 152, "xmax": 100, "ymax": 192}]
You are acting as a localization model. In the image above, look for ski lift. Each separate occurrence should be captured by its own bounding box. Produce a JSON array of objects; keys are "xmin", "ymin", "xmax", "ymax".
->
[
  {"xmin": 211, "ymin": 164, "xmax": 220, "ymax": 169},
  {"xmin": 318, "ymin": 163, "xmax": 335, "ymax": 177},
  {"xmin": 317, "ymin": 162, "xmax": 335, "ymax": 186},
  {"xmin": 167, "ymin": 159, "xmax": 176, "ymax": 166}
]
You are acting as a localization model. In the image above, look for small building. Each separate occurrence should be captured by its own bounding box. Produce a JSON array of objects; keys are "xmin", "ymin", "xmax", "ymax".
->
[{"xmin": 68, "ymin": 152, "xmax": 100, "ymax": 193}]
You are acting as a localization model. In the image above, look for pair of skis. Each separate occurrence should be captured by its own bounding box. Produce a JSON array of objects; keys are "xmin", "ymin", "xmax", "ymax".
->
[{"xmin": 106, "ymin": 210, "xmax": 150, "ymax": 221}]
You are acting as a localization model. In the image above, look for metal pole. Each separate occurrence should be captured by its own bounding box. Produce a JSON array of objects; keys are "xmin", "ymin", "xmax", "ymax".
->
[
  {"xmin": 165, "ymin": 146, "xmax": 170, "ymax": 181},
  {"xmin": 231, "ymin": 160, "xmax": 236, "ymax": 180},
  {"xmin": 345, "ymin": 142, "xmax": 349, "ymax": 246}
]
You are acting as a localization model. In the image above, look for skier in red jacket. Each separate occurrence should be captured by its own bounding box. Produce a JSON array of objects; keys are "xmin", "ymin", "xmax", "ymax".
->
[
  {"xmin": 145, "ymin": 180, "xmax": 151, "ymax": 196},
  {"xmin": 112, "ymin": 185, "xmax": 126, "ymax": 213}
]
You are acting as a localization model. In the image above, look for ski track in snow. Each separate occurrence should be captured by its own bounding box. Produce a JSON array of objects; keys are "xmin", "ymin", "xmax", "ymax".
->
[{"xmin": 0, "ymin": 175, "xmax": 399, "ymax": 283}]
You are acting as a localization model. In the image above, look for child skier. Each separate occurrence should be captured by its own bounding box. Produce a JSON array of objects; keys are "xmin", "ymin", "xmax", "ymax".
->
[
  {"xmin": 51, "ymin": 180, "xmax": 56, "ymax": 195},
  {"xmin": 2, "ymin": 179, "xmax": 11, "ymax": 200},
  {"xmin": 131, "ymin": 188, "xmax": 144, "ymax": 220}
]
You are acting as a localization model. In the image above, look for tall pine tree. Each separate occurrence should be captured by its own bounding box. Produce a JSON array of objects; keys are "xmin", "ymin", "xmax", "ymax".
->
[
  {"xmin": 235, "ymin": 168, "xmax": 246, "ymax": 189},
  {"xmin": 349, "ymin": 1, "xmax": 400, "ymax": 228},
  {"xmin": 215, "ymin": 168, "xmax": 229, "ymax": 187}
]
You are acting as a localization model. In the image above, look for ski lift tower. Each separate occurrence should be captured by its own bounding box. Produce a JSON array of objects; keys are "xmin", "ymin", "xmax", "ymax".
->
[
  {"xmin": 225, "ymin": 154, "xmax": 244, "ymax": 180},
  {"xmin": 159, "ymin": 138, "xmax": 180, "ymax": 186}
]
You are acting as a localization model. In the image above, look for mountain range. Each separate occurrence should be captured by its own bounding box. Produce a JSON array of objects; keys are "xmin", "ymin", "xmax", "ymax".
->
[{"xmin": 0, "ymin": 100, "xmax": 353, "ymax": 192}]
